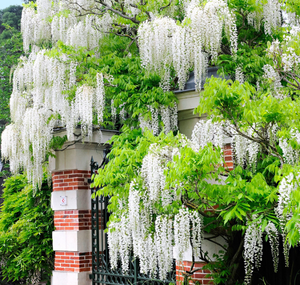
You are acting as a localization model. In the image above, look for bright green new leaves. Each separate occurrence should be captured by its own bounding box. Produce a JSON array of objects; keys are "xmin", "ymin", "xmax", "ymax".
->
[
  {"xmin": 196, "ymin": 77, "xmax": 292, "ymax": 126},
  {"xmin": 93, "ymin": 128, "xmax": 183, "ymax": 214},
  {"xmin": 195, "ymin": 77, "xmax": 300, "ymax": 158}
]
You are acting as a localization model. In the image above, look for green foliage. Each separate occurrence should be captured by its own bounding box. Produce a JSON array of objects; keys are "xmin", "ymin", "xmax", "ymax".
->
[
  {"xmin": 0, "ymin": 5, "xmax": 23, "ymax": 36},
  {"xmin": 196, "ymin": 77, "xmax": 291, "ymax": 126},
  {"xmin": 48, "ymin": 135, "xmax": 68, "ymax": 150},
  {"xmin": 203, "ymin": 251, "xmax": 232, "ymax": 285},
  {"xmin": 0, "ymin": 173, "xmax": 54, "ymax": 284}
]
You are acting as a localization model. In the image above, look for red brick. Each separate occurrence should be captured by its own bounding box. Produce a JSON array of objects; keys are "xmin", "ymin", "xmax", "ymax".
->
[
  {"xmin": 69, "ymin": 181, "xmax": 84, "ymax": 186},
  {"xmin": 194, "ymin": 273, "xmax": 208, "ymax": 279},
  {"xmin": 74, "ymin": 178, "xmax": 85, "ymax": 182},
  {"xmin": 225, "ymin": 156, "xmax": 232, "ymax": 162},
  {"xmin": 69, "ymin": 174, "xmax": 83, "ymax": 178},
  {"xmin": 54, "ymin": 218, "xmax": 65, "ymax": 223},
  {"xmin": 224, "ymin": 149, "xmax": 232, "ymax": 156},
  {"xmin": 53, "ymin": 171, "xmax": 64, "ymax": 175},
  {"xmin": 57, "ymin": 175, "xmax": 68, "ymax": 179},
  {"xmin": 224, "ymin": 162, "xmax": 234, "ymax": 168},
  {"xmin": 55, "ymin": 211, "xmax": 65, "ymax": 215},
  {"xmin": 74, "ymin": 170, "xmax": 89, "ymax": 174},
  {"xmin": 70, "ymin": 256, "xmax": 80, "ymax": 261},
  {"xmin": 53, "ymin": 187, "xmax": 64, "ymax": 191},
  {"xmin": 77, "ymin": 186, "xmax": 89, "ymax": 190},
  {"xmin": 64, "ymin": 218, "xmax": 76, "ymax": 223},
  {"xmin": 53, "ymin": 179, "xmax": 64, "ymax": 183},
  {"xmin": 64, "ymin": 187, "xmax": 74, "ymax": 190},
  {"xmin": 65, "ymin": 227, "xmax": 75, "ymax": 230}
]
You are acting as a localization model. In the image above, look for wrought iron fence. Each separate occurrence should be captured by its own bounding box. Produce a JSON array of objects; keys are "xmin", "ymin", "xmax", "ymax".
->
[{"xmin": 89, "ymin": 154, "xmax": 176, "ymax": 285}]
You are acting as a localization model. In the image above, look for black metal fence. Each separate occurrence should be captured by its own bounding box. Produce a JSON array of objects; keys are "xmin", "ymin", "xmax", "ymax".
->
[{"xmin": 89, "ymin": 154, "xmax": 176, "ymax": 285}]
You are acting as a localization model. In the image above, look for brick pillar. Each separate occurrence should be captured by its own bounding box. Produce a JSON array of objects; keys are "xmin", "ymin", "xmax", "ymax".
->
[
  {"xmin": 176, "ymin": 261, "xmax": 213, "ymax": 284},
  {"xmin": 51, "ymin": 170, "xmax": 93, "ymax": 285},
  {"xmin": 49, "ymin": 130, "xmax": 116, "ymax": 285}
]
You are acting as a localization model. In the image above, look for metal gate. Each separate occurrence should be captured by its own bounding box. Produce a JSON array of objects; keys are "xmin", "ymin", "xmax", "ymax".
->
[{"xmin": 89, "ymin": 153, "xmax": 176, "ymax": 285}]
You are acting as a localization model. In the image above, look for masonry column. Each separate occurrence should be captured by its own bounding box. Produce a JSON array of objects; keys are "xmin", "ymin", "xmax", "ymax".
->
[{"xmin": 50, "ymin": 130, "xmax": 116, "ymax": 285}]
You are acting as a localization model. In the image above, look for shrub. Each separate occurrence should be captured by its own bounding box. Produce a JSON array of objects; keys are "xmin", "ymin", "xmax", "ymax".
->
[{"xmin": 0, "ymin": 173, "xmax": 54, "ymax": 284}]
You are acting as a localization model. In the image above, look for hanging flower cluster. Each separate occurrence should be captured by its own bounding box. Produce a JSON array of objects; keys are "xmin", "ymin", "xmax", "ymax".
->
[
  {"xmin": 268, "ymin": 36, "xmax": 300, "ymax": 73},
  {"xmin": 21, "ymin": 0, "xmax": 52, "ymax": 52},
  {"xmin": 108, "ymin": 207, "xmax": 202, "ymax": 279},
  {"xmin": 244, "ymin": 216, "xmax": 263, "ymax": 285},
  {"xmin": 235, "ymin": 65, "xmax": 245, "ymax": 83},
  {"xmin": 265, "ymin": 221, "xmax": 280, "ymax": 273},
  {"xmin": 191, "ymin": 119, "xmax": 224, "ymax": 152},
  {"xmin": 57, "ymin": 14, "xmax": 112, "ymax": 49},
  {"xmin": 138, "ymin": 17, "xmax": 177, "ymax": 91},
  {"xmin": 107, "ymin": 144, "xmax": 203, "ymax": 279},
  {"xmin": 139, "ymin": 104, "xmax": 178, "ymax": 135},
  {"xmin": 244, "ymin": 216, "xmax": 280, "ymax": 284},
  {"xmin": 262, "ymin": 64, "xmax": 283, "ymax": 98},
  {"xmin": 1, "ymin": 48, "xmax": 105, "ymax": 187},
  {"xmin": 279, "ymin": 138, "xmax": 299, "ymax": 165},
  {"xmin": 278, "ymin": 128, "xmax": 300, "ymax": 165},
  {"xmin": 266, "ymin": 27, "xmax": 300, "ymax": 87},
  {"xmin": 190, "ymin": 119, "xmax": 264, "ymax": 166},
  {"xmin": 138, "ymin": 0, "xmax": 237, "ymax": 91},
  {"xmin": 275, "ymin": 173, "xmax": 294, "ymax": 267},
  {"xmin": 21, "ymin": 0, "xmax": 112, "ymax": 52},
  {"xmin": 247, "ymin": 0, "xmax": 281, "ymax": 35},
  {"xmin": 233, "ymin": 128, "xmax": 260, "ymax": 166}
]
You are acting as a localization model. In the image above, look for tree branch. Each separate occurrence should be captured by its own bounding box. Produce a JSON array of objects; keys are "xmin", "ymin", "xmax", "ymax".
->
[
  {"xmin": 95, "ymin": 0, "xmax": 140, "ymax": 24},
  {"xmin": 160, "ymin": 0, "xmax": 173, "ymax": 11}
]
